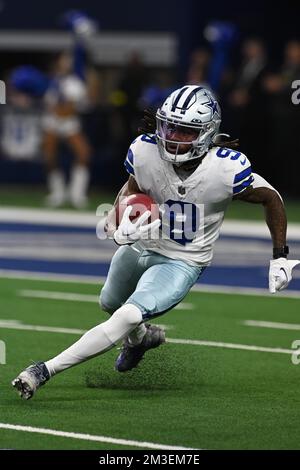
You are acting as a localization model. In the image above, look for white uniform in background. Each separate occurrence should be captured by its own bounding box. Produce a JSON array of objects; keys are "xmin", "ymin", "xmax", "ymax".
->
[
  {"xmin": 43, "ymin": 75, "xmax": 89, "ymax": 209},
  {"xmin": 43, "ymin": 75, "xmax": 88, "ymax": 137}
]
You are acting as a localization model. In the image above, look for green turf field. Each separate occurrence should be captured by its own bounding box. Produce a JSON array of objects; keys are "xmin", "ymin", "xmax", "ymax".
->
[{"xmin": 1, "ymin": 276, "xmax": 300, "ymax": 450}]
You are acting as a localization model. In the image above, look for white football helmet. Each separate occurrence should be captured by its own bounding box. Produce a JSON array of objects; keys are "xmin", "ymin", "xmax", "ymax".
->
[{"xmin": 156, "ymin": 85, "xmax": 221, "ymax": 163}]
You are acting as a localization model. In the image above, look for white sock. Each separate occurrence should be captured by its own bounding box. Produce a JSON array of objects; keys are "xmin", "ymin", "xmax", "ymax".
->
[
  {"xmin": 128, "ymin": 323, "xmax": 147, "ymax": 345},
  {"xmin": 46, "ymin": 170, "xmax": 66, "ymax": 207},
  {"xmin": 69, "ymin": 165, "xmax": 89, "ymax": 208},
  {"xmin": 45, "ymin": 304, "xmax": 142, "ymax": 376}
]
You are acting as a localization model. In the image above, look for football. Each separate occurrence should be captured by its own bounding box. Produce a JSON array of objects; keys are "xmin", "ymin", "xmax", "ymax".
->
[{"xmin": 116, "ymin": 193, "xmax": 160, "ymax": 226}]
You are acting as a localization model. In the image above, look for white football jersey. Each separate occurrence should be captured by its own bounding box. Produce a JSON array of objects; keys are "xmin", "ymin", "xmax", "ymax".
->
[{"xmin": 124, "ymin": 134, "xmax": 256, "ymax": 266}]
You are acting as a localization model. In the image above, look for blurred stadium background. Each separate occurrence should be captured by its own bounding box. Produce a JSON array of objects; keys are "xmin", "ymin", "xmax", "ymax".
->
[{"xmin": 1, "ymin": 0, "xmax": 300, "ymax": 451}]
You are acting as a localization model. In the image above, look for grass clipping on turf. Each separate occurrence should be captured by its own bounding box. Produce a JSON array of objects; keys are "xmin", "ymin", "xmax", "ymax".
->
[{"xmin": 84, "ymin": 347, "xmax": 205, "ymax": 391}]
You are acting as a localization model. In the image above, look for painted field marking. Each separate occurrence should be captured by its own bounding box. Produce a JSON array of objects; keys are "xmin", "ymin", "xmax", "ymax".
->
[
  {"xmin": 0, "ymin": 423, "xmax": 196, "ymax": 450},
  {"xmin": 0, "ymin": 319, "xmax": 86, "ymax": 335},
  {"xmin": 0, "ymin": 270, "xmax": 299, "ymax": 299},
  {"xmin": 0, "ymin": 319, "xmax": 293, "ymax": 355},
  {"xmin": 243, "ymin": 320, "xmax": 300, "ymax": 331},
  {"xmin": 1, "ymin": 269, "xmax": 299, "ymax": 298},
  {"xmin": 167, "ymin": 338, "xmax": 292, "ymax": 354},
  {"xmin": 18, "ymin": 289, "xmax": 193, "ymax": 311},
  {"xmin": 19, "ymin": 289, "xmax": 99, "ymax": 303}
]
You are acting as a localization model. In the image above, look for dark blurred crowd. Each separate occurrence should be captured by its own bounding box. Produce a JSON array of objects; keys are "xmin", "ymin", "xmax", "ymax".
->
[
  {"xmin": 220, "ymin": 38, "xmax": 300, "ymax": 197},
  {"xmin": 1, "ymin": 36, "xmax": 300, "ymax": 199}
]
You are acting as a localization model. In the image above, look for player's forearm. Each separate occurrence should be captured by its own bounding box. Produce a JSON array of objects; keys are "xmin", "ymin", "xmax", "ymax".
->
[
  {"xmin": 104, "ymin": 176, "xmax": 141, "ymax": 237},
  {"xmin": 234, "ymin": 186, "xmax": 287, "ymax": 249},
  {"xmin": 263, "ymin": 191, "xmax": 287, "ymax": 248},
  {"xmin": 104, "ymin": 182, "xmax": 128, "ymax": 237}
]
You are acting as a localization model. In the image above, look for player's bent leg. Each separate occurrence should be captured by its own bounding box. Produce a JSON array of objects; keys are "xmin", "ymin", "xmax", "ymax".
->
[
  {"xmin": 115, "ymin": 323, "xmax": 165, "ymax": 372},
  {"xmin": 115, "ymin": 259, "xmax": 204, "ymax": 372},
  {"xmin": 127, "ymin": 259, "xmax": 204, "ymax": 319},
  {"xmin": 115, "ymin": 289, "xmax": 166, "ymax": 372},
  {"xmin": 12, "ymin": 303, "xmax": 143, "ymax": 400},
  {"xmin": 98, "ymin": 244, "xmax": 150, "ymax": 371},
  {"xmin": 99, "ymin": 244, "xmax": 146, "ymax": 315},
  {"xmin": 99, "ymin": 289, "xmax": 120, "ymax": 316}
]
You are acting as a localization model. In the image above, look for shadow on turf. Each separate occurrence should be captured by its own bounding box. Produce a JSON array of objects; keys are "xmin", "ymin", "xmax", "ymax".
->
[{"xmin": 84, "ymin": 347, "xmax": 205, "ymax": 391}]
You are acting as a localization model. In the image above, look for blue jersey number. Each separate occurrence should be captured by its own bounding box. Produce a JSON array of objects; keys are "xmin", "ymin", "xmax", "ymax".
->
[
  {"xmin": 216, "ymin": 147, "xmax": 241, "ymax": 160},
  {"xmin": 161, "ymin": 200, "xmax": 200, "ymax": 246}
]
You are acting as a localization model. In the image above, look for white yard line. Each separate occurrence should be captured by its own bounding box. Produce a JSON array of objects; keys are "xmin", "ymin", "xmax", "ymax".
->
[
  {"xmin": 175, "ymin": 303, "xmax": 193, "ymax": 310},
  {"xmin": 243, "ymin": 320, "xmax": 300, "ymax": 331},
  {"xmin": 19, "ymin": 290, "xmax": 99, "ymax": 303},
  {"xmin": 0, "ymin": 270, "xmax": 102, "ymax": 284},
  {"xmin": 0, "ymin": 423, "xmax": 196, "ymax": 450},
  {"xmin": 0, "ymin": 269, "xmax": 298, "ymax": 298},
  {"xmin": 192, "ymin": 283, "xmax": 300, "ymax": 299},
  {"xmin": 1, "ymin": 270, "xmax": 300, "ymax": 299},
  {"xmin": 0, "ymin": 319, "xmax": 293, "ymax": 355},
  {"xmin": 0, "ymin": 207, "xmax": 99, "ymax": 227},
  {"xmin": 167, "ymin": 338, "xmax": 292, "ymax": 354},
  {"xmin": 0, "ymin": 319, "xmax": 86, "ymax": 335},
  {"xmin": 18, "ymin": 289, "xmax": 193, "ymax": 311},
  {"xmin": 0, "ymin": 247, "xmax": 115, "ymax": 262}
]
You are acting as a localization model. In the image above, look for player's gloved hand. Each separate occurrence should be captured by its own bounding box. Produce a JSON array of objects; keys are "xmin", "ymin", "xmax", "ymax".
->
[
  {"xmin": 269, "ymin": 258, "xmax": 300, "ymax": 293},
  {"xmin": 113, "ymin": 205, "xmax": 161, "ymax": 246}
]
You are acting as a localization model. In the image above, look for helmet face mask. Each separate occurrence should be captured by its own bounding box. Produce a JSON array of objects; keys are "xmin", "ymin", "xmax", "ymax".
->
[{"xmin": 156, "ymin": 85, "xmax": 221, "ymax": 164}]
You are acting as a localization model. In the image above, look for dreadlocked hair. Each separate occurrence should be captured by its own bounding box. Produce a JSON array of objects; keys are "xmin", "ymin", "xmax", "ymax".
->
[
  {"xmin": 211, "ymin": 134, "xmax": 239, "ymax": 149},
  {"xmin": 138, "ymin": 107, "xmax": 157, "ymax": 136}
]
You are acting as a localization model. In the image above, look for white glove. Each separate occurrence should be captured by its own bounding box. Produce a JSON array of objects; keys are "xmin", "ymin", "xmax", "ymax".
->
[
  {"xmin": 113, "ymin": 205, "xmax": 161, "ymax": 246},
  {"xmin": 269, "ymin": 258, "xmax": 300, "ymax": 293}
]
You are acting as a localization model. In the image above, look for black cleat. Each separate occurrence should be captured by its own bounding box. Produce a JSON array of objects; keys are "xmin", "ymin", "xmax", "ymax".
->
[
  {"xmin": 12, "ymin": 361, "xmax": 50, "ymax": 400},
  {"xmin": 115, "ymin": 324, "xmax": 165, "ymax": 372}
]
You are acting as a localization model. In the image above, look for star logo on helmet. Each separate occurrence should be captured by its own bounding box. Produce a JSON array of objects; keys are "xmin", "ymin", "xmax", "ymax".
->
[{"xmin": 203, "ymin": 93, "xmax": 220, "ymax": 117}]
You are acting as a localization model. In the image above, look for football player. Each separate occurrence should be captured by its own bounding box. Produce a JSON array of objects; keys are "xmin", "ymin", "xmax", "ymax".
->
[{"xmin": 12, "ymin": 85, "xmax": 299, "ymax": 399}]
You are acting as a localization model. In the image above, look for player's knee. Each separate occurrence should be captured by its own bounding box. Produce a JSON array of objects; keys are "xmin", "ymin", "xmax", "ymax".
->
[
  {"xmin": 127, "ymin": 291, "xmax": 157, "ymax": 316},
  {"xmin": 99, "ymin": 289, "xmax": 120, "ymax": 315},
  {"xmin": 113, "ymin": 303, "xmax": 143, "ymax": 327}
]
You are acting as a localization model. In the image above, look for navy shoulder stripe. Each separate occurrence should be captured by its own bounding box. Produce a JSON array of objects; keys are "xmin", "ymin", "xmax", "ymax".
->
[
  {"xmin": 233, "ymin": 175, "xmax": 254, "ymax": 194},
  {"xmin": 234, "ymin": 166, "xmax": 252, "ymax": 184}
]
